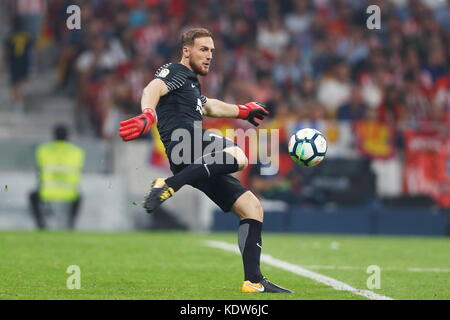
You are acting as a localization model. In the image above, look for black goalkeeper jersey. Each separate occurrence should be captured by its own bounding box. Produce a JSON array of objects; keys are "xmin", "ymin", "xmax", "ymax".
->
[{"xmin": 154, "ymin": 63, "xmax": 207, "ymax": 150}]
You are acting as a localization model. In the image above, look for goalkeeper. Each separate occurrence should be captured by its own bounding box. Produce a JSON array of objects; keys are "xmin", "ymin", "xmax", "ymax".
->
[{"xmin": 119, "ymin": 28, "xmax": 292, "ymax": 294}]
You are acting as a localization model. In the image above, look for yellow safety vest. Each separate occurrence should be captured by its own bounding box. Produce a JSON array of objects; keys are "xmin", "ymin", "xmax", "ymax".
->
[{"xmin": 36, "ymin": 141, "xmax": 85, "ymax": 202}]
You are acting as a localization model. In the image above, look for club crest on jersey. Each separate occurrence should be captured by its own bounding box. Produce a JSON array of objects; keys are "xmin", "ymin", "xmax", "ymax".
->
[{"xmin": 158, "ymin": 68, "xmax": 170, "ymax": 78}]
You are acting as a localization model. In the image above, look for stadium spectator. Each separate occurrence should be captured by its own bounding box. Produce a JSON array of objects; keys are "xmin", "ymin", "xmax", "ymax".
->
[
  {"xmin": 317, "ymin": 60, "xmax": 352, "ymax": 117},
  {"xmin": 403, "ymin": 70, "xmax": 433, "ymax": 125},
  {"xmin": 337, "ymin": 86, "xmax": 368, "ymax": 121},
  {"xmin": 423, "ymin": 45, "xmax": 447, "ymax": 83},
  {"xmin": 257, "ymin": 14, "xmax": 290, "ymax": 59},
  {"xmin": 3, "ymin": 16, "xmax": 34, "ymax": 111},
  {"xmin": 432, "ymin": 67, "xmax": 450, "ymax": 123},
  {"xmin": 377, "ymin": 86, "xmax": 407, "ymax": 125},
  {"xmin": 75, "ymin": 34, "xmax": 124, "ymax": 137},
  {"xmin": 272, "ymin": 44, "xmax": 302, "ymax": 89},
  {"xmin": 285, "ymin": 0, "xmax": 313, "ymax": 35},
  {"xmin": 283, "ymin": 75, "xmax": 326, "ymax": 120},
  {"xmin": 247, "ymin": 70, "xmax": 277, "ymax": 106},
  {"xmin": 8, "ymin": 0, "xmax": 47, "ymax": 41},
  {"xmin": 29, "ymin": 124, "xmax": 85, "ymax": 230}
]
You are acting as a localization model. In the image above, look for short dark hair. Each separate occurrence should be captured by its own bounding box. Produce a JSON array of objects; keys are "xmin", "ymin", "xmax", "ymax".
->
[
  {"xmin": 180, "ymin": 28, "xmax": 212, "ymax": 47},
  {"xmin": 53, "ymin": 124, "xmax": 69, "ymax": 141}
]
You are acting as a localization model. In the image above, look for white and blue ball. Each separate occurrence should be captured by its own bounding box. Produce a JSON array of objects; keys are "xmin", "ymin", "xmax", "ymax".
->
[{"xmin": 288, "ymin": 128, "xmax": 327, "ymax": 167}]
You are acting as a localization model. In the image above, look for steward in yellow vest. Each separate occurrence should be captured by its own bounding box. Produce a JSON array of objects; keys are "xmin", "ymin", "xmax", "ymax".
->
[{"xmin": 29, "ymin": 125, "xmax": 84, "ymax": 229}]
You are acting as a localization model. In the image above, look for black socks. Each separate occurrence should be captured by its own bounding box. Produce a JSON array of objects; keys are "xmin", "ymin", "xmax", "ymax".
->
[
  {"xmin": 166, "ymin": 151, "xmax": 239, "ymax": 192},
  {"xmin": 238, "ymin": 219, "xmax": 264, "ymax": 283},
  {"xmin": 165, "ymin": 150, "xmax": 263, "ymax": 283}
]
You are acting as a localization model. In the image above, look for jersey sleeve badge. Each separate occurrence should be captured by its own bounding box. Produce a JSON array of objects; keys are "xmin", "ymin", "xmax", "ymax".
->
[{"xmin": 158, "ymin": 68, "xmax": 170, "ymax": 78}]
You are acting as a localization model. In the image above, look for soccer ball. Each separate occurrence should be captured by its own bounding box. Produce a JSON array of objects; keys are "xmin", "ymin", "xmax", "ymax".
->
[{"xmin": 288, "ymin": 128, "xmax": 327, "ymax": 167}]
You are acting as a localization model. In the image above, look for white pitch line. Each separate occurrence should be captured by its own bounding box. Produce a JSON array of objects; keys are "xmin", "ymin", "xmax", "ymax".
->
[
  {"xmin": 205, "ymin": 240, "xmax": 394, "ymax": 300},
  {"xmin": 304, "ymin": 265, "xmax": 450, "ymax": 273},
  {"xmin": 406, "ymin": 267, "xmax": 450, "ymax": 273}
]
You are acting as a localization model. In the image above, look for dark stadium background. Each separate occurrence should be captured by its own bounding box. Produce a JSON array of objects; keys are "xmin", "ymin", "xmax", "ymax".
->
[{"xmin": 0, "ymin": 0, "xmax": 449, "ymax": 235}]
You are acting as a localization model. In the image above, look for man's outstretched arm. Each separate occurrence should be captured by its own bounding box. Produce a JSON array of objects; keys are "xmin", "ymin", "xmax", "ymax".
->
[
  {"xmin": 140, "ymin": 78, "xmax": 169, "ymax": 112},
  {"xmin": 203, "ymin": 98, "xmax": 270, "ymax": 127},
  {"xmin": 119, "ymin": 79, "xmax": 168, "ymax": 141}
]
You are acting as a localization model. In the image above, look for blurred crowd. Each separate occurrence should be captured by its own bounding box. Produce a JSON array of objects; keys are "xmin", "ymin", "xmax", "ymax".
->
[
  {"xmin": 2, "ymin": 0, "xmax": 449, "ymax": 206},
  {"xmin": 3, "ymin": 0, "xmax": 449, "ymax": 139},
  {"xmin": 3, "ymin": 0, "xmax": 450, "ymax": 141}
]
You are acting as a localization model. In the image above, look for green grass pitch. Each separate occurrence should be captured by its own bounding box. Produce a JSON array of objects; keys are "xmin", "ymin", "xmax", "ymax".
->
[{"xmin": 0, "ymin": 231, "xmax": 449, "ymax": 300}]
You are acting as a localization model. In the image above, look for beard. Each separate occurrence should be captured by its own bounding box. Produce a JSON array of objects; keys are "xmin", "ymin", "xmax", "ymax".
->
[{"xmin": 189, "ymin": 58, "xmax": 209, "ymax": 76}]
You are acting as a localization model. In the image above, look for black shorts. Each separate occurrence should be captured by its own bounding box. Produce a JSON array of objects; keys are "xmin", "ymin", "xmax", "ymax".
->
[
  {"xmin": 9, "ymin": 59, "xmax": 30, "ymax": 84},
  {"xmin": 166, "ymin": 128, "xmax": 248, "ymax": 212}
]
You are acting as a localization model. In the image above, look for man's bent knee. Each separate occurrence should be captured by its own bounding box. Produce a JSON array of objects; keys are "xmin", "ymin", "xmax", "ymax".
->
[{"xmin": 231, "ymin": 191, "xmax": 263, "ymax": 222}]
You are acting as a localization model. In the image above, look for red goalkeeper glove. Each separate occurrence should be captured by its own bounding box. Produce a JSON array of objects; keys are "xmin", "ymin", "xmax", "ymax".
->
[
  {"xmin": 237, "ymin": 102, "xmax": 269, "ymax": 126},
  {"xmin": 119, "ymin": 108, "xmax": 156, "ymax": 141}
]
